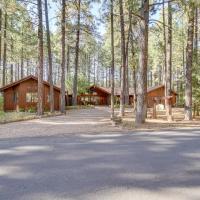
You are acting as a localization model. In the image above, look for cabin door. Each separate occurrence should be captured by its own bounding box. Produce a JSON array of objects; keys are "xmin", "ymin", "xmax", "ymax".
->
[{"xmin": 13, "ymin": 89, "xmax": 19, "ymax": 111}]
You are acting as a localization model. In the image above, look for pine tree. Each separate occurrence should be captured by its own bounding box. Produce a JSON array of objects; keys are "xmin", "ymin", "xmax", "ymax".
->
[
  {"xmin": 135, "ymin": 0, "xmax": 149, "ymax": 125},
  {"xmin": 37, "ymin": 0, "xmax": 44, "ymax": 116},
  {"xmin": 60, "ymin": 0, "xmax": 66, "ymax": 113}
]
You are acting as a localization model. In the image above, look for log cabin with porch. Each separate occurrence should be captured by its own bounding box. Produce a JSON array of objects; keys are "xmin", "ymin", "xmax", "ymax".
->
[
  {"xmin": 78, "ymin": 85, "xmax": 177, "ymax": 107},
  {"xmin": 0, "ymin": 75, "xmax": 61, "ymax": 112}
]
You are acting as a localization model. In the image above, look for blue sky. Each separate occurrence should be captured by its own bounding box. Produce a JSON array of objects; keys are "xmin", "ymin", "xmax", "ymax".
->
[{"xmin": 48, "ymin": 0, "xmax": 105, "ymax": 35}]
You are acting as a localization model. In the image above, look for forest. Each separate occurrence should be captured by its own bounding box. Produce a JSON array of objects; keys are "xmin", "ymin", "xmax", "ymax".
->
[{"xmin": 0, "ymin": 0, "xmax": 200, "ymax": 125}]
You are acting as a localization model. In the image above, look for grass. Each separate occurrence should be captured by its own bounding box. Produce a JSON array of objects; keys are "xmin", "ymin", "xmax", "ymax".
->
[
  {"xmin": 0, "ymin": 111, "xmax": 37, "ymax": 124},
  {"xmin": 0, "ymin": 111, "xmax": 65, "ymax": 124},
  {"xmin": 0, "ymin": 102, "xmax": 95, "ymax": 124},
  {"xmin": 0, "ymin": 95, "xmax": 3, "ymax": 111}
]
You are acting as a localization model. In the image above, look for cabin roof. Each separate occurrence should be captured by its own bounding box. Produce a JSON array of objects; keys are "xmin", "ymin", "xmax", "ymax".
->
[
  {"xmin": 89, "ymin": 84, "xmax": 177, "ymax": 95},
  {"xmin": 0, "ymin": 75, "xmax": 62, "ymax": 92}
]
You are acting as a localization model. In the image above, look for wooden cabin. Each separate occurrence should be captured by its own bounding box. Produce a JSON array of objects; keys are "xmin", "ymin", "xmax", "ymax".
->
[
  {"xmin": 78, "ymin": 85, "xmax": 177, "ymax": 107},
  {"xmin": 0, "ymin": 75, "xmax": 61, "ymax": 112},
  {"xmin": 147, "ymin": 85, "xmax": 177, "ymax": 107}
]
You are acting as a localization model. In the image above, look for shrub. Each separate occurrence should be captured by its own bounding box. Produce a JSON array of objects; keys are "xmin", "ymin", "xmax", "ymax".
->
[
  {"xmin": 19, "ymin": 108, "xmax": 25, "ymax": 112},
  {"xmin": 28, "ymin": 107, "xmax": 37, "ymax": 113}
]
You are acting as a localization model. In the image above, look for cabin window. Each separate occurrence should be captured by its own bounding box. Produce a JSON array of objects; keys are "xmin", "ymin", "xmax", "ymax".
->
[
  {"xmin": 26, "ymin": 92, "xmax": 38, "ymax": 103},
  {"xmin": 13, "ymin": 91, "xmax": 18, "ymax": 103}
]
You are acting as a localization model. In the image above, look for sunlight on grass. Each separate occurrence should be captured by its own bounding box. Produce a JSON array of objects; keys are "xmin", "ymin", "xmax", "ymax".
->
[{"xmin": 0, "ymin": 112, "xmax": 36, "ymax": 123}]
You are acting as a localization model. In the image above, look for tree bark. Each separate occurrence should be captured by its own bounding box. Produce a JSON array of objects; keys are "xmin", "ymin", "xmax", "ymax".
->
[
  {"xmin": 37, "ymin": 0, "xmax": 44, "ymax": 116},
  {"xmin": 60, "ymin": 0, "xmax": 66, "ymax": 113},
  {"xmin": 110, "ymin": 0, "xmax": 115, "ymax": 119},
  {"xmin": 93, "ymin": 57, "xmax": 96, "ymax": 85},
  {"xmin": 44, "ymin": 0, "xmax": 54, "ymax": 113},
  {"xmin": 124, "ymin": 8, "xmax": 132, "ymax": 105},
  {"xmin": 66, "ymin": 45, "xmax": 70, "ymax": 106},
  {"xmin": 185, "ymin": 4, "xmax": 194, "ymax": 121},
  {"xmin": 66, "ymin": 45, "xmax": 70, "ymax": 76},
  {"xmin": 162, "ymin": 0, "xmax": 167, "ymax": 85},
  {"xmin": 0, "ymin": 9, "xmax": 2, "ymax": 67},
  {"xmin": 73, "ymin": 0, "xmax": 81, "ymax": 105},
  {"xmin": 2, "ymin": 12, "xmax": 7, "ymax": 86},
  {"xmin": 135, "ymin": 0, "xmax": 149, "ymax": 125},
  {"xmin": 165, "ymin": 2, "xmax": 172, "ymax": 121},
  {"xmin": 119, "ymin": 0, "xmax": 126, "ymax": 117},
  {"xmin": 88, "ymin": 55, "xmax": 91, "ymax": 83},
  {"xmin": 130, "ymin": 30, "xmax": 137, "ymax": 112},
  {"xmin": 21, "ymin": 47, "xmax": 24, "ymax": 79},
  {"xmin": 10, "ymin": 37, "xmax": 14, "ymax": 83},
  {"xmin": 194, "ymin": 8, "xmax": 198, "ymax": 52}
]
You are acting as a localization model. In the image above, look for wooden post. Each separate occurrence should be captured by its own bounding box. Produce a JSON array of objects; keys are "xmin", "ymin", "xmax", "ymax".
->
[
  {"xmin": 166, "ymin": 96, "xmax": 173, "ymax": 121},
  {"xmin": 152, "ymin": 99, "xmax": 157, "ymax": 119}
]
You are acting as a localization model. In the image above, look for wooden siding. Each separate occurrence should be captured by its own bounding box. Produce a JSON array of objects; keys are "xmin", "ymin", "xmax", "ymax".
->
[
  {"xmin": 147, "ymin": 86, "xmax": 176, "ymax": 107},
  {"xmin": 77, "ymin": 85, "xmax": 177, "ymax": 107},
  {"xmin": 78, "ymin": 87, "xmax": 109, "ymax": 105},
  {"xmin": 2, "ymin": 78, "xmax": 61, "ymax": 111}
]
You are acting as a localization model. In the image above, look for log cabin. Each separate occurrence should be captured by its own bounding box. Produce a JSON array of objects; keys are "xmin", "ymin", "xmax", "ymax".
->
[
  {"xmin": 0, "ymin": 76, "xmax": 177, "ymax": 111},
  {"xmin": 78, "ymin": 85, "xmax": 177, "ymax": 107},
  {"xmin": 0, "ymin": 75, "xmax": 61, "ymax": 112}
]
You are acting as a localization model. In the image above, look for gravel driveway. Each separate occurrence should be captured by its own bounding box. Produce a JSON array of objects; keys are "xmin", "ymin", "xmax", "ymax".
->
[
  {"xmin": 0, "ymin": 107, "xmax": 121, "ymax": 139},
  {"xmin": 1, "ymin": 107, "xmax": 200, "ymax": 200}
]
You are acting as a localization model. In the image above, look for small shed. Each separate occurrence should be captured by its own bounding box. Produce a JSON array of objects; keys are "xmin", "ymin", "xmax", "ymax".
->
[{"xmin": 0, "ymin": 75, "xmax": 61, "ymax": 112}]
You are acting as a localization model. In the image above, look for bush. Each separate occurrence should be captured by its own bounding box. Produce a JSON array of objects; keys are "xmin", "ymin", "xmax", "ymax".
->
[
  {"xmin": 19, "ymin": 108, "xmax": 25, "ymax": 112},
  {"xmin": 0, "ymin": 111, "xmax": 5, "ymax": 116},
  {"xmin": 28, "ymin": 107, "xmax": 37, "ymax": 113}
]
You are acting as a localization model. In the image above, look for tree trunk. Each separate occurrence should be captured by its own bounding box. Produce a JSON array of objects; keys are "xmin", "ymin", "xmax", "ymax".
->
[
  {"xmin": 110, "ymin": 0, "xmax": 115, "ymax": 119},
  {"xmin": 130, "ymin": 31, "xmax": 137, "ymax": 112},
  {"xmin": 73, "ymin": 0, "xmax": 81, "ymax": 105},
  {"xmin": 2, "ymin": 12, "xmax": 7, "ymax": 86},
  {"xmin": 162, "ymin": 0, "xmax": 167, "ymax": 85},
  {"xmin": 37, "ymin": 0, "xmax": 44, "ymax": 116},
  {"xmin": 124, "ymin": 8, "xmax": 132, "ymax": 105},
  {"xmin": 10, "ymin": 37, "xmax": 14, "ymax": 83},
  {"xmin": 44, "ymin": 0, "xmax": 54, "ymax": 113},
  {"xmin": 119, "ymin": 0, "xmax": 126, "ymax": 117},
  {"xmin": 93, "ymin": 57, "xmax": 96, "ymax": 85},
  {"xmin": 21, "ymin": 47, "xmax": 24, "ymax": 79},
  {"xmin": 66, "ymin": 45, "xmax": 70, "ymax": 106},
  {"xmin": 60, "ymin": 0, "xmax": 66, "ymax": 113},
  {"xmin": 185, "ymin": 4, "xmax": 194, "ymax": 121},
  {"xmin": 88, "ymin": 55, "xmax": 91, "ymax": 83},
  {"xmin": 194, "ymin": 8, "xmax": 198, "ymax": 53},
  {"xmin": 135, "ymin": 0, "xmax": 149, "ymax": 125},
  {"xmin": 66, "ymin": 45, "xmax": 70, "ymax": 76},
  {"xmin": 165, "ymin": 2, "xmax": 173, "ymax": 121},
  {"xmin": 0, "ymin": 9, "xmax": 2, "ymax": 67}
]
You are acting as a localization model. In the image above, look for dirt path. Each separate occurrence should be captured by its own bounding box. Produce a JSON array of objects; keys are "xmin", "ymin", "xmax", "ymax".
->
[{"xmin": 0, "ymin": 107, "xmax": 121, "ymax": 139}]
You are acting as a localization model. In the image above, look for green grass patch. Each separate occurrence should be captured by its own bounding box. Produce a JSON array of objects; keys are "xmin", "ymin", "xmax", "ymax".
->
[
  {"xmin": 0, "ymin": 112, "xmax": 36, "ymax": 124},
  {"xmin": 0, "ymin": 111, "xmax": 64, "ymax": 124},
  {"xmin": 0, "ymin": 96, "xmax": 3, "ymax": 111}
]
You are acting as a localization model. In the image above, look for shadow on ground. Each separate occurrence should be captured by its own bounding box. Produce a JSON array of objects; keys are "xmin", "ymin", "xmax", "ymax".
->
[{"xmin": 1, "ymin": 128, "xmax": 200, "ymax": 200}]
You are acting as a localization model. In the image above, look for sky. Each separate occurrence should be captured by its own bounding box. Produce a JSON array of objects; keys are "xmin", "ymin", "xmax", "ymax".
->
[
  {"xmin": 48, "ymin": 0, "xmax": 106, "ymax": 35},
  {"xmin": 47, "ymin": 1, "xmax": 160, "ymax": 37}
]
